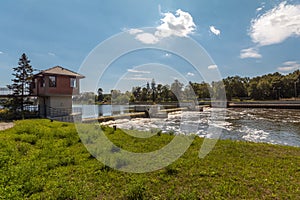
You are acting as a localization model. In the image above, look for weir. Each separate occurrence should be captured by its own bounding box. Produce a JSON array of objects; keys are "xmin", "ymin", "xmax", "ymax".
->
[
  {"xmin": 228, "ymin": 101, "xmax": 300, "ymax": 109},
  {"xmin": 82, "ymin": 105, "xmax": 208, "ymax": 123}
]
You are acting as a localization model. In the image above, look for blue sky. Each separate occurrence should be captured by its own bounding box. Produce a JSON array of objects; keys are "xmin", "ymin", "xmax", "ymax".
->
[{"xmin": 0, "ymin": 0, "xmax": 300, "ymax": 93}]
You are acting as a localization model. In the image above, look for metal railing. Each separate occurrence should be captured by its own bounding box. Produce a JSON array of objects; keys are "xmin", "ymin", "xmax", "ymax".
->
[{"xmin": 46, "ymin": 106, "xmax": 82, "ymax": 118}]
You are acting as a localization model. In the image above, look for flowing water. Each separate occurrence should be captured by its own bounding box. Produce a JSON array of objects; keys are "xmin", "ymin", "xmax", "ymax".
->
[{"xmin": 75, "ymin": 105, "xmax": 300, "ymax": 147}]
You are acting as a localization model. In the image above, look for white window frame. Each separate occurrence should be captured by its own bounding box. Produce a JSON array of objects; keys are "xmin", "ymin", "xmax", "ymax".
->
[
  {"xmin": 49, "ymin": 76, "xmax": 57, "ymax": 87},
  {"xmin": 70, "ymin": 78, "xmax": 77, "ymax": 88}
]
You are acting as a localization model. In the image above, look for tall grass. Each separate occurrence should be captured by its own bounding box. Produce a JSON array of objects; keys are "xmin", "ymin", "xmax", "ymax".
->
[{"xmin": 0, "ymin": 119, "xmax": 299, "ymax": 199}]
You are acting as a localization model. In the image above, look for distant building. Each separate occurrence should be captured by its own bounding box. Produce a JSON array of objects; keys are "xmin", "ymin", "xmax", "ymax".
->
[{"xmin": 31, "ymin": 66, "xmax": 85, "ymax": 121}]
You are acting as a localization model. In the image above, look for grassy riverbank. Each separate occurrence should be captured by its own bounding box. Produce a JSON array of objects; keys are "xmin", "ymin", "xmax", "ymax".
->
[{"xmin": 0, "ymin": 119, "xmax": 299, "ymax": 199}]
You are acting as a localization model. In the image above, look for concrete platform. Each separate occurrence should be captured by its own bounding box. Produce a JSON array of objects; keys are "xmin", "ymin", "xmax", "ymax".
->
[{"xmin": 228, "ymin": 101, "xmax": 300, "ymax": 109}]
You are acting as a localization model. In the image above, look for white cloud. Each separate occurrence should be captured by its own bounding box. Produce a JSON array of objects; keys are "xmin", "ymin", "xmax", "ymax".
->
[
  {"xmin": 127, "ymin": 69, "xmax": 151, "ymax": 74},
  {"xmin": 124, "ymin": 68, "xmax": 152, "ymax": 81},
  {"xmin": 129, "ymin": 9, "xmax": 196, "ymax": 44},
  {"xmin": 208, "ymin": 65, "xmax": 218, "ymax": 70},
  {"xmin": 186, "ymin": 72, "xmax": 195, "ymax": 77},
  {"xmin": 0, "ymin": 51, "xmax": 4, "ymax": 54},
  {"xmin": 123, "ymin": 77, "xmax": 152, "ymax": 81},
  {"xmin": 240, "ymin": 47, "xmax": 262, "ymax": 59},
  {"xmin": 250, "ymin": 1, "xmax": 300, "ymax": 46},
  {"xmin": 128, "ymin": 28, "xmax": 143, "ymax": 35},
  {"xmin": 278, "ymin": 61, "xmax": 300, "ymax": 72},
  {"xmin": 155, "ymin": 9, "xmax": 196, "ymax": 38},
  {"xmin": 135, "ymin": 33, "xmax": 159, "ymax": 44},
  {"xmin": 209, "ymin": 26, "xmax": 221, "ymax": 36},
  {"xmin": 256, "ymin": 6, "xmax": 264, "ymax": 12},
  {"xmin": 283, "ymin": 61, "xmax": 298, "ymax": 65},
  {"xmin": 48, "ymin": 52, "xmax": 56, "ymax": 56}
]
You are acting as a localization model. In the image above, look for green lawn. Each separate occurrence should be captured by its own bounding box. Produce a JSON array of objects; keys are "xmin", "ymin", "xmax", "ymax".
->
[{"xmin": 0, "ymin": 119, "xmax": 299, "ymax": 199}]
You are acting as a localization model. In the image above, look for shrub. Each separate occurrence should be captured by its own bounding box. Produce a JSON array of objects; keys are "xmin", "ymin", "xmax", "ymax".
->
[
  {"xmin": 168, "ymin": 130, "xmax": 175, "ymax": 136},
  {"xmin": 157, "ymin": 130, "xmax": 162, "ymax": 136},
  {"xmin": 0, "ymin": 109, "xmax": 15, "ymax": 121},
  {"xmin": 14, "ymin": 134, "xmax": 38, "ymax": 145}
]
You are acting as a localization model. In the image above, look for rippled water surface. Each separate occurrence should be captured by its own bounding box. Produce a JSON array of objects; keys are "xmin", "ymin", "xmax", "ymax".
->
[{"xmin": 78, "ymin": 105, "xmax": 300, "ymax": 147}]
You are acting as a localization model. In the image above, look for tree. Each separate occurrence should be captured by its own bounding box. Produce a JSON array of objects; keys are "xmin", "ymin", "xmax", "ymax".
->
[
  {"xmin": 111, "ymin": 90, "xmax": 121, "ymax": 100},
  {"xmin": 183, "ymin": 84, "xmax": 195, "ymax": 101},
  {"xmin": 141, "ymin": 87, "xmax": 148, "ymax": 102},
  {"xmin": 189, "ymin": 81, "xmax": 211, "ymax": 99},
  {"xmin": 5, "ymin": 53, "xmax": 33, "ymax": 115},
  {"xmin": 97, "ymin": 88, "xmax": 104, "ymax": 102},
  {"xmin": 223, "ymin": 76, "xmax": 248, "ymax": 100},
  {"xmin": 132, "ymin": 86, "xmax": 142, "ymax": 102},
  {"xmin": 156, "ymin": 84, "xmax": 163, "ymax": 102},
  {"xmin": 211, "ymin": 81, "xmax": 226, "ymax": 100},
  {"xmin": 73, "ymin": 92, "xmax": 96, "ymax": 104},
  {"xmin": 248, "ymin": 77, "xmax": 261, "ymax": 100},
  {"xmin": 146, "ymin": 82, "xmax": 151, "ymax": 100},
  {"xmin": 289, "ymin": 70, "xmax": 300, "ymax": 97},
  {"xmin": 170, "ymin": 80, "xmax": 184, "ymax": 101},
  {"xmin": 151, "ymin": 78, "xmax": 156, "ymax": 102},
  {"xmin": 161, "ymin": 85, "xmax": 170, "ymax": 102}
]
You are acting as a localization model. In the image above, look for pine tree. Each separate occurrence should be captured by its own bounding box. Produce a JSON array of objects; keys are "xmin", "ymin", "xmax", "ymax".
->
[
  {"xmin": 151, "ymin": 78, "xmax": 156, "ymax": 102},
  {"xmin": 6, "ymin": 53, "xmax": 33, "ymax": 115},
  {"xmin": 97, "ymin": 88, "xmax": 104, "ymax": 102}
]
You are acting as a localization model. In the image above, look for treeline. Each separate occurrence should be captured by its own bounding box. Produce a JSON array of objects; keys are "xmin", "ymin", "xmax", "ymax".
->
[
  {"xmin": 73, "ymin": 70, "xmax": 300, "ymax": 104},
  {"xmin": 221, "ymin": 70, "xmax": 300, "ymax": 100}
]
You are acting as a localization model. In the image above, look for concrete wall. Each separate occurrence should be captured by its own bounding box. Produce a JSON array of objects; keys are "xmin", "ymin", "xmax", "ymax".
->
[
  {"xmin": 49, "ymin": 96, "xmax": 72, "ymax": 109},
  {"xmin": 38, "ymin": 96, "xmax": 73, "ymax": 117},
  {"xmin": 38, "ymin": 97, "xmax": 47, "ymax": 117}
]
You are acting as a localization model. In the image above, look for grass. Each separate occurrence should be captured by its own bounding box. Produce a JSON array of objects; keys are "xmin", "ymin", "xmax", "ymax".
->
[{"xmin": 0, "ymin": 119, "xmax": 299, "ymax": 199}]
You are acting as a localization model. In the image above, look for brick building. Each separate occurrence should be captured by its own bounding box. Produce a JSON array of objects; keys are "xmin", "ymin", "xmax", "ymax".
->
[{"xmin": 31, "ymin": 66, "xmax": 85, "ymax": 120}]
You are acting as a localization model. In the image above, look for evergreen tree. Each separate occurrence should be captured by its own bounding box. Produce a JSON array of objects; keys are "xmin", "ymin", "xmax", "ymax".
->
[
  {"xmin": 97, "ymin": 88, "xmax": 104, "ymax": 102},
  {"xmin": 5, "ymin": 53, "xmax": 33, "ymax": 114},
  {"xmin": 151, "ymin": 78, "xmax": 156, "ymax": 102}
]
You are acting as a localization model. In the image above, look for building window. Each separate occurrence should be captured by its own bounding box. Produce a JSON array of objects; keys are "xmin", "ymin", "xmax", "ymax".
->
[
  {"xmin": 49, "ymin": 76, "xmax": 56, "ymax": 87},
  {"xmin": 40, "ymin": 78, "xmax": 45, "ymax": 87},
  {"xmin": 70, "ymin": 78, "xmax": 77, "ymax": 88}
]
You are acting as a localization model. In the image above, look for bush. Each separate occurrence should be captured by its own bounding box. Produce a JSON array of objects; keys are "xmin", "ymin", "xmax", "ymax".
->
[
  {"xmin": 0, "ymin": 109, "xmax": 15, "ymax": 121},
  {"xmin": 157, "ymin": 130, "xmax": 162, "ymax": 136},
  {"xmin": 0, "ymin": 109, "xmax": 39, "ymax": 121},
  {"xmin": 14, "ymin": 134, "xmax": 38, "ymax": 145}
]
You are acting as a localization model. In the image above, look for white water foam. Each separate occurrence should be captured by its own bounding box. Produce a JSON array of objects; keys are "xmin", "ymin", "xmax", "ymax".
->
[
  {"xmin": 99, "ymin": 108, "xmax": 300, "ymax": 147},
  {"xmin": 241, "ymin": 126, "xmax": 270, "ymax": 143}
]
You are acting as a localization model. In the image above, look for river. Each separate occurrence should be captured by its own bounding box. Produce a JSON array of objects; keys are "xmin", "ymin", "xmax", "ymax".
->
[{"xmin": 74, "ymin": 105, "xmax": 300, "ymax": 147}]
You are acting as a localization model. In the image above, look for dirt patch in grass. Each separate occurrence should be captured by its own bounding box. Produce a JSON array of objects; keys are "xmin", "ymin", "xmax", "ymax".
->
[{"xmin": 0, "ymin": 122, "xmax": 14, "ymax": 131}]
